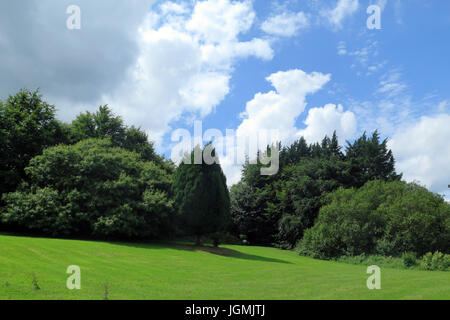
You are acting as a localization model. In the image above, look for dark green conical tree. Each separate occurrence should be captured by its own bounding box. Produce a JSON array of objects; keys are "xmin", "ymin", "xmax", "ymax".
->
[
  {"xmin": 345, "ymin": 130, "xmax": 401, "ymax": 187},
  {"xmin": 172, "ymin": 144, "xmax": 230, "ymax": 246}
]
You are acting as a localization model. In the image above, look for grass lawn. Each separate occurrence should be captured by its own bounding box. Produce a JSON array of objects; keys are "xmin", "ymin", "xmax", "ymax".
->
[{"xmin": 0, "ymin": 233, "xmax": 448, "ymax": 300}]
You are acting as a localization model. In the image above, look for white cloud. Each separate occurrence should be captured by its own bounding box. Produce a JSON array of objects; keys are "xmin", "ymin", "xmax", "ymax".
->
[
  {"xmin": 99, "ymin": 0, "xmax": 273, "ymax": 147},
  {"xmin": 160, "ymin": 1, "xmax": 189, "ymax": 15},
  {"xmin": 323, "ymin": 0, "xmax": 359, "ymax": 29},
  {"xmin": 219, "ymin": 69, "xmax": 331, "ymax": 186},
  {"xmin": 438, "ymin": 100, "xmax": 449, "ymax": 112},
  {"xmin": 337, "ymin": 41, "xmax": 347, "ymax": 55},
  {"xmin": 261, "ymin": 11, "xmax": 309, "ymax": 37},
  {"xmin": 236, "ymin": 69, "xmax": 331, "ymax": 144},
  {"xmin": 374, "ymin": 0, "xmax": 387, "ymax": 12},
  {"xmin": 297, "ymin": 104, "xmax": 357, "ymax": 144},
  {"xmin": 377, "ymin": 69, "xmax": 408, "ymax": 98},
  {"xmin": 388, "ymin": 114, "xmax": 450, "ymax": 199},
  {"xmin": 186, "ymin": 0, "xmax": 254, "ymax": 43},
  {"xmin": 338, "ymin": 39, "xmax": 382, "ymax": 75}
]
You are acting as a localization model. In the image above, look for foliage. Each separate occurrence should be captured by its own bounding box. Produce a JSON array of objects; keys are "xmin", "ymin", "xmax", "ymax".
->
[
  {"xmin": 345, "ymin": 131, "xmax": 402, "ymax": 187},
  {"xmin": 230, "ymin": 181, "xmax": 278, "ymax": 245},
  {"xmin": 420, "ymin": 252, "xmax": 450, "ymax": 271},
  {"xmin": 298, "ymin": 180, "xmax": 450, "ymax": 259},
  {"xmin": 333, "ymin": 253, "xmax": 406, "ymax": 270},
  {"xmin": 271, "ymin": 157, "xmax": 353, "ymax": 248},
  {"xmin": 0, "ymin": 89, "xmax": 63, "ymax": 197},
  {"xmin": 69, "ymin": 105, "xmax": 166, "ymax": 165},
  {"xmin": 230, "ymin": 130, "xmax": 401, "ymax": 248},
  {"xmin": 402, "ymin": 252, "xmax": 418, "ymax": 268},
  {"xmin": 172, "ymin": 144, "xmax": 230, "ymax": 245},
  {"xmin": 1, "ymin": 138, "xmax": 174, "ymax": 239}
]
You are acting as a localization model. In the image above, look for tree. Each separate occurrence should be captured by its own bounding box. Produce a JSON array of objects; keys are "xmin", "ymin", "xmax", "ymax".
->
[
  {"xmin": 279, "ymin": 137, "xmax": 310, "ymax": 167},
  {"xmin": 263, "ymin": 156, "xmax": 355, "ymax": 249},
  {"xmin": 0, "ymin": 89, "xmax": 62, "ymax": 198},
  {"xmin": 1, "ymin": 138, "xmax": 174, "ymax": 239},
  {"xmin": 231, "ymin": 146, "xmax": 282, "ymax": 245},
  {"xmin": 230, "ymin": 181, "xmax": 278, "ymax": 245},
  {"xmin": 70, "ymin": 105, "xmax": 162, "ymax": 163},
  {"xmin": 298, "ymin": 180, "xmax": 450, "ymax": 259},
  {"xmin": 345, "ymin": 131, "xmax": 401, "ymax": 187},
  {"xmin": 229, "ymin": 130, "xmax": 401, "ymax": 248},
  {"xmin": 172, "ymin": 145, "xmax": 230, "ymax": 245}
]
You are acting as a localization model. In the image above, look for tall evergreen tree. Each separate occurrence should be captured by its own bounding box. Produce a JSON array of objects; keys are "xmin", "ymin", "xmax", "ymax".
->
[
  {"xmin": 280, "ymin": 137, "xmax": 310, "ymax": 167},
  {"xmin": 172, "ymin": 144, "xmax": 230, "ymax": 245},
  {"xmin": 345, "ymin": 130, "xmax": 401, "ymax": 187}
]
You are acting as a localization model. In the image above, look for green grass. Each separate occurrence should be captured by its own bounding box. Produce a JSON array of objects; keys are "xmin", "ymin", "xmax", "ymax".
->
[{"xmin": 0, "ymin": 233, "xmax": 449, "ymax": 300}]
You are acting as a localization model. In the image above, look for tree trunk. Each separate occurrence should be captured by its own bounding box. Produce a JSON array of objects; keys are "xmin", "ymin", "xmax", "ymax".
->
[{"xmin": 195, "ymin": 235, "xmax": 202, "ymax": 246}]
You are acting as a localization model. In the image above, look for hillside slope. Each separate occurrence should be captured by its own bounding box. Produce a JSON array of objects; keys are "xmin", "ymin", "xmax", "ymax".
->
[{"xmin": 0, "ymin": 234, "xmax": 448, "ymax": 300}]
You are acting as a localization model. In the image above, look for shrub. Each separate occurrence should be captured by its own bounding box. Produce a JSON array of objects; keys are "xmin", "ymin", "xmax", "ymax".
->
[
  {"xmin": 297, "ymin": 180, "xmax": 450, "ymax": 259},
  {"xmin": 1, "ymin": 138, "xmax": 174, "ymax": 239},
  {"xmin": 276, "ymin": 214, "xmax": 304, "ymax": 249},
  {"xmin": 402, "ymin": 252, "xmax": 417, "ymax": 268},
  {"xmin": 420, "ymin": 252, "xmax": 450, "ymax": 271},
  {"xmin": 335, "ymin": 254, "xmax": 404, "ymax": 269}
]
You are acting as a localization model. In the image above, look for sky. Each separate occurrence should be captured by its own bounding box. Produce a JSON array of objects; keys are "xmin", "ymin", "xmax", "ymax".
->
[{"xmin": 0, "ymin": 0, "xmax": 449, "ymax": 199}]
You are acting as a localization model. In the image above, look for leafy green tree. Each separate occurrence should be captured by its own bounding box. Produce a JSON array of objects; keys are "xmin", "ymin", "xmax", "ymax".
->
[
  {"xmin": 298, "ymin": 180, "xmax": 450, "ymax": 259},
  {"xmin": 271, "ymin": 157, "xmax": 353, "ymax": 248},
  {"xmin": 70, "ymin": 105, "xmax": 163, "ymax": 164},
  {"xmin": 230, "ymin": 131, "xmax": 401, "ymax": 248},
  {"xmin": 0, "ymin": 89, "xmax": 62, "ymax": 197},
  {"xmin": 231, "ymin": 146, "xmax": 283, "ymax": 245},
  {"xmin": 230, "ymin": 181, "xmax": 278, "ymax": 245},
  {"xmin": 172, "ymin": 145, "xmax": 230, "ymax": 245},
  {"xmin": 1, "ymin": 138, "xmax": 174, "ymax": 238}
]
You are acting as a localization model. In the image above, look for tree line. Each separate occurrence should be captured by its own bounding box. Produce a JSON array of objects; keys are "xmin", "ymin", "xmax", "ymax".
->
[{"xmin": 1, "ymin": 89, "xmax": 449, "ymax": 259}]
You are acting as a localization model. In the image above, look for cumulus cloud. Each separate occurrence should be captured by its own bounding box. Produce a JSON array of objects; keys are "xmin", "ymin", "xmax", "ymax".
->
[
  {"xmin": 236, "ymin": 69, "xmax": 331, "ymax": 144},
  {"xmin": 0, "ymin": 0, "xmax": 154, "ymax": 105},
  {"xmin": 100, "ymin": 0, "xmax": 274, "ymax": 146},
  {"xmin": 261, "ymin": 11, "xmax": 309, "ymax": 37},
  {"xmin": 297, "ymin": 104, "xmax": 357, "ymax": 144},
  {"xmin": 219, "ymin": 69, "xmax": 331, "ymax": 185},
  {"xmin": 388, "ymin": 114, "xmax": 450, "ymax": 199},
  {"xmin": 0, "ymin": 0, "xmax": 274, "ymax": 147},
  {"xmin": 323, "ymin": 0, "xmax": 359, "ymax": 29}
]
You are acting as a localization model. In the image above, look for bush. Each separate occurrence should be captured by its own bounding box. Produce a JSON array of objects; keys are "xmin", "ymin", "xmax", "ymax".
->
[
  {"xmin": 1, "ymin": 187, "xmax": 72, "ymax": 236},
  {"xmin": 297, "ymin": 180, "xmax": 450, "ymax": 259},
  {"xmin": 420, "ymin": 252, "xmax": 450, "ymax": 271},
  {"xmin": 402, "ymin": 252, "xmax": 417, "ymax": 268},
  {"xmin": 335, "ymin": 254, "xmax": 405, "ymax": 269},
  {"xmin": 276, "ymin": 214, "xmax": 304, "ymax": 249},
  {"xmin": 1, "ymin": 138, "xmax": 174, "ymax": 239}
]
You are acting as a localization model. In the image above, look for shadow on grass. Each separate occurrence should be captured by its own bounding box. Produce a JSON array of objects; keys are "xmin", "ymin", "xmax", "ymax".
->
[
  {"xmin": 0, "ymin": 232, "xmax": 291, "ymax": 265},
  {"xmin": 112, "ymin": 241, "xmax": 292, "ymax": 264},
  {"xmin": 178, "ymin": 244, "xmax": 293, "ymax": 264}
]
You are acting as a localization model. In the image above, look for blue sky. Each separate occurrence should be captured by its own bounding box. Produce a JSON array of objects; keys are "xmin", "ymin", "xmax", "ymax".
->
[
  {"xmin": 0, "ymin": 0, "xmax": 449, "ymax": 198},
  {"xmin": 155, "ymin": 0, "xmax": 450, "ymax": 197}
]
